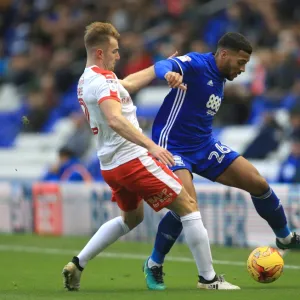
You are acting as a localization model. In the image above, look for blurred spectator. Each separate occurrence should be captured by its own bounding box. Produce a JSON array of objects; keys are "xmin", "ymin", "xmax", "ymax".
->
[
  {"xmin": 2, "ymin": 0, "xmax": 300, "ymax": 112},
  {"xmin": 21, "ymin": 85, "xmax": 51, "ymax": 132},
  {"xmin": 86, "ymin": 155, "xmax": 104, "ymax": 182},
  {"xmin": 65, "ymin": 112, "xmax": 93, "ymax": 158},
  {"xmin": 120, "ymin": 33, "xmax": 153, "ymax": 77},
  {"xmin": 215, "ymin": 84, "xmax": 252, "ymax": 125},
  {"xmin": 6, "ymin": 53, "xmax": 33, "ymax": 87},
  {"xmin": 278, "ymin": 129, "xmax": 300, "ymax": 183},
  {"xmin": 42, "ymin": 146, "xmax": 93, "ymax": 182},
  {"xmin": 289, "ymin": 104, "xmax": 300, "ymax": 130},
  {"xmin": 203, "ymin": 3, "xmax": 246, "ymax": 48},
  {"xmin": 50, "ymin": 48, "xmax": 75, "ymax": 94},
  {"xmin": 0, "ymin": 0, "xmax": 300, "ymax": 175},
  {"xmin": 0, "ymin": 39, "xmax": 9, "ymax": 82},
  {"xmin": 243, "ymin": 114, "xmax": 284, "ymax": 159}
]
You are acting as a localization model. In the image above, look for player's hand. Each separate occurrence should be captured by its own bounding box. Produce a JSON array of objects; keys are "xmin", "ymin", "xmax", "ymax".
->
[
  {"xmin": 165, "ymin": 71, "xmax": 187, "ymax": 91},
  {"xmin": 148, "ymin": 144, "xmax": 175, "ymax": 167},
  {"xmin": 166, "ymin": 51, "xmax": 186, "ymax": 91}
]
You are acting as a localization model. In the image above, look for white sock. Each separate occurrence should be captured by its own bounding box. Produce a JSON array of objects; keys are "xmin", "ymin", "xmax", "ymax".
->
[
  {"xmin": 148, "ymin": 257, "xmax": 162, "ymax": 268},
  {"xmin": 77, "ymin": 216, "xmax": 130, "ymax": 268},
  {"xmin": 278, "ymin": 232, "xmax": 293, "ymax": 245},
  {"xmin": 181, "ymin": 211, "xmax": 216, "ymax": 281}
]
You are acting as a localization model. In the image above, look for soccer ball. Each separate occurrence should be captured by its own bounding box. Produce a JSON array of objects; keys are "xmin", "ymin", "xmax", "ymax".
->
[{"xmin": 247, "ymin": 246, "xmax": 284, "ymax": 283}]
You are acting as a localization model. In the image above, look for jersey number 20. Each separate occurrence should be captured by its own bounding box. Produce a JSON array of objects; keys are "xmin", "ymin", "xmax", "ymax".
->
[{"xmin": 208, "ymin": 143, "xmax": 231, "ymax": 163}]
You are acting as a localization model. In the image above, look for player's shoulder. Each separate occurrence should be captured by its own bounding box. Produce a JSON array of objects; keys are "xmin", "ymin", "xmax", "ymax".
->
[
  {"xmin": 91, "ymin": 66, "xmax": 117, "ymax": 78},
  {"xmin": 186, "ymin": 52, "xmax": 212, "ymax": 64},
  {"xmin": 81, "ymin": 67, "xmax": 119, "ymax": 91},
  {"xmin": 175, "ymin": 52, "xmax": 211, "ymax": 69},
  {"xmin": 85, "ymin": 66, "xmax": 118, "ymax": 80}
]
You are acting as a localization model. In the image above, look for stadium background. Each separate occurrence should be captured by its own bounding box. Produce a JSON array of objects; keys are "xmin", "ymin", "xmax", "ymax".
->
[{"xmin": 1, "ymin": 1, "xmax": 300, "ymax": 298}]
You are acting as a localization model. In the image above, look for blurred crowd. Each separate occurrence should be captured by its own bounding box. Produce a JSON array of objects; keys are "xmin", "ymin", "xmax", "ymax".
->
[{"xmin": 1, "ymin": 0, "xmax": 300, "ymax": 182}]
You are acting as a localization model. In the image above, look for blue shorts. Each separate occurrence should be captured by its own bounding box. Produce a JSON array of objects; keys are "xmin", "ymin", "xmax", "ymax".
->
[{"xmin": 169, "ymin": 139, "xmax": 240, "ymax": 181}]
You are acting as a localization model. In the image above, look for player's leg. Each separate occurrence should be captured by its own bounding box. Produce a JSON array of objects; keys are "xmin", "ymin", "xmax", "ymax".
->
[
  {"xmin": 215, "ymin": 155, "xmax": 300, "ymax": 249},
  {"xmin": 148, "ymin": 169, "xmax": 193, "ymax": 269},
  {"xmin": 62, "ymin": 200, "xmax": 143, "ymax": 291},
  {"xmin": 133, "ymin": 155, "xmax": 239, "ymax": 290},
  {"xmin": 145, "ymin": 161, "xmax": 198, "ymax": 289},
  {"xmin": 62, "ymin": 168, "xmax": 144, "ymax": 291},
  {"xmin": 146, "ymin": 164, "xmax": 238, "ymax": 289},
  {"xmin": 165, "ymin": 187, "xmax": 240, "ymax": 290},
  {"xmin": 76, "ymin": 200, "xmax": 144, "ymax": 268}
]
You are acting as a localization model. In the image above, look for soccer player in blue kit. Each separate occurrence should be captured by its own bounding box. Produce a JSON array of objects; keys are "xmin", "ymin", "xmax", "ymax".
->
[{"xmin": 143, "ymin": 32, "xmax": 300, "ymax": 290}]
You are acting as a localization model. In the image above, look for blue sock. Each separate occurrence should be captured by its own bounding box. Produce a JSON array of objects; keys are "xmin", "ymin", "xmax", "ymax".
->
[
  {"xmin": 251, "ymin": 187, "xmax": 291, "ymax": 238},
  {"xmin": 150, "ymin": 211, "xmax": 183, "ymax": 264}
]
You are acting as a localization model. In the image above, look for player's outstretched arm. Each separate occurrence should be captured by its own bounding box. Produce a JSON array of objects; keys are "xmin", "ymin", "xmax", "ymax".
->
[
  {"xmin": 120, "ymin": 66, "xmax": 156, "ymax": 94},
  {"xmin": 120, "ymin": 51, "xmax": 185, "ymax": 93},
  {"xmin": 99, "ymin": 99, "xmax": 175, "ymax": 167}
]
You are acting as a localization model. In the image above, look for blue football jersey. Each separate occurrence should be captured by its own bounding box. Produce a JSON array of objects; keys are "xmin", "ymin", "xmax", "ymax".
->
[{"xmin": 152, "ymin": 52, "xmax": 226, "ymax": 152}]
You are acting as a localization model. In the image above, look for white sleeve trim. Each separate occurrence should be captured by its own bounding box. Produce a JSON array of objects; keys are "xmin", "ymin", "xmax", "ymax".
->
[{"xmin": 169, "ymin": 58, "xmax": 184, "ymax": 76}]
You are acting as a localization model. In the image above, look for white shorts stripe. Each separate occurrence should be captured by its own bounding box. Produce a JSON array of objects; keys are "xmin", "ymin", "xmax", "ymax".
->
[{"xmin": 138, "ymin": 155, "xmax": 182, "ymax": 195}]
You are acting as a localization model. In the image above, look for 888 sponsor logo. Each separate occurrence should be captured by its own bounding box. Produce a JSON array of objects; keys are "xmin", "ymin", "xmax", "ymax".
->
[{"xmin": 206, "ymin": 94, "xmax": 221, "ymax": 116}]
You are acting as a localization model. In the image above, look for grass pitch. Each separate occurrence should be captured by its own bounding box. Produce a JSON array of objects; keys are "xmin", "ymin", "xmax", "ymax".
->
[{"xmin": 0, "ymin": 234, "xmax": 300, "ymax": 300}]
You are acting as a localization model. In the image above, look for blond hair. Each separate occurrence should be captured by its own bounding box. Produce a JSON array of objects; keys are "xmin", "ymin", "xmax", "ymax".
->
[{"xmin": 84, "ymin": 22, "xmax": 120, "ymax": 50}]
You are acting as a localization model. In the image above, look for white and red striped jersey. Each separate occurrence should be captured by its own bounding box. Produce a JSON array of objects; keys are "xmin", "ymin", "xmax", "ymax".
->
[{"xmin": 77, "ymin": 65, "xmax": 147, "ymax": 170}]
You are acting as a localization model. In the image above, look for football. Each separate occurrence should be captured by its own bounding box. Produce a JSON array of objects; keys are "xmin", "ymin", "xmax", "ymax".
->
[{"xmin": 247, "ymin": 246, "xmax": 284, "ymax": 283}]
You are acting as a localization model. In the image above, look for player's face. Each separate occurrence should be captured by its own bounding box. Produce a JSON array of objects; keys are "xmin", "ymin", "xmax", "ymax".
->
[
  {"xmin": 102, "ymin": 37, "xmax": 120, "ymax": 71},
  {"xmin": 221, "ymin": 50, "xmax": 250, "ymax": 81}
]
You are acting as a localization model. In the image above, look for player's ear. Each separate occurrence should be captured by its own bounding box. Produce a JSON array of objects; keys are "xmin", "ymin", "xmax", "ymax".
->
[
  {"xmin": 96, "ymin": 48, "xmax": 104, "ymax": 59},
  {"xmin": 220, "ymin": 49, "xmax": 228, "ymax": 59}
]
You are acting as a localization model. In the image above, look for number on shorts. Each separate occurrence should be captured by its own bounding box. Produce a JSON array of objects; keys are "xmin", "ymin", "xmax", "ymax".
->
[{"xmin": 208, "ymin": 143, "xmax": 231, "ymax": 163}]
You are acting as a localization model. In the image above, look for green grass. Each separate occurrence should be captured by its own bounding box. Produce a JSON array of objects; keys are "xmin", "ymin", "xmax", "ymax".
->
[{"xmin": 0, "ymin": 234, "xmax": 300, "ymax": 300}]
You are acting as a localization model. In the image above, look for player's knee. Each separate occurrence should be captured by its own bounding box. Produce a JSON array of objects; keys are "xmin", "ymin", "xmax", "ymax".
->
[
  {"xmin": 166, "ymin": 187, "xmax": 199, "ymax": 216},
  {"xmin": 123, "ymin": 213, "xmax": 144, "ymax": 230},
  {"xmin": 250, "ymin": 173, "xmax": 269, "ymax": 196},
  {"xmin": 177, "ymin": 194, "xmax": 199, "ymax": 215},
  {"xmin": 186, "ymin": 195, "xmax": 198, "ymax": 212}
]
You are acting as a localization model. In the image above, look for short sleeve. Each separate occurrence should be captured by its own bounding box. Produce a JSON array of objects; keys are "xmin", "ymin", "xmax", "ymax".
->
[{"xmin": 90, "ymin": 68, "xmax": 121, "ymax": 104}]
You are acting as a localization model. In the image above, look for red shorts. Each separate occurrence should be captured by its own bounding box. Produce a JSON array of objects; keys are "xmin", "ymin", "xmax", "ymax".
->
[{"xmin": 101, "ymin": 154, "xmax": 182, "ymax": 212}]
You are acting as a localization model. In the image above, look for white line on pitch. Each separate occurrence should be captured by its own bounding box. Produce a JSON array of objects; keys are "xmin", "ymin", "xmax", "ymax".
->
[{"xmin": 0, "ymin": 244, "xmax": 299, "ymax": 270}]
